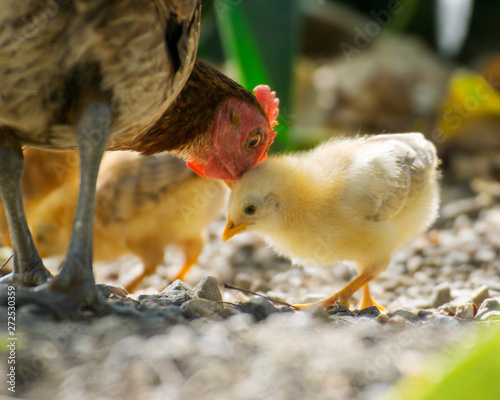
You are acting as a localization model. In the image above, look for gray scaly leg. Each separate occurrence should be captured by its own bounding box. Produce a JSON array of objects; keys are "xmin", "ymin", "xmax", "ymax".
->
[
  {"xmin": 51, "ymin": 104, "xmax": 112, "ymax": 306},
  {"xmin": 0, "ymin": 132, "xmax": 52, "ymax": 286}
]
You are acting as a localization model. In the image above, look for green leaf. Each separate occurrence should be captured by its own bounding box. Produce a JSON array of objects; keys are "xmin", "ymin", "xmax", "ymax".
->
[
  {"xmin": 215, "ymin": 0, "xmax": 299, "ymax": 151},
  {"xmin": 383, "ymin": 324, "xmax": 500, "ymax": 400}
]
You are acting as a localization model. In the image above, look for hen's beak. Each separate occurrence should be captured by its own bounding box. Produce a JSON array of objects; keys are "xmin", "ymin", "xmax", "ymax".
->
[
  {"xmin": 222, "ymin": 216, "xmax": 251, "ymax": 242},
  {"xmin": 223, "ymin": 180, "xmax": 234, "ymax": 189}
]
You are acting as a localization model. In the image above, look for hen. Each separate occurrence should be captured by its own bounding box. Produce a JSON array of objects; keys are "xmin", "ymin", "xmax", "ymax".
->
[
  {"xmin": 223, "ymin": 133, "xmax": 440, "ymax": 310},
  {"xmin": 27, "ymin": 150, "xmax": 227, "ymax": 292},
  {"xmin": 0, "ymin": 0, "xmax": 278, "ymax": 311}
]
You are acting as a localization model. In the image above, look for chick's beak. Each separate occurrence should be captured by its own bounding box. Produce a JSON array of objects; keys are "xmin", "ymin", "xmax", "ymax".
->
[{"xmin": 222, "ymin": 216, "xmax": 251, "ymax": 242}]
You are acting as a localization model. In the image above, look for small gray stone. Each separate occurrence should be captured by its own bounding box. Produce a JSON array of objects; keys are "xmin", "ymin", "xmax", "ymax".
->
[
  {"xmin": 455, "ymin": 303, "xmax": 475, "ymax": 320},
  {"xmin": 475, "ymin": 298, "xmax": 500, "ymax": 320},
  {"xmin": 357, "ymin": 306, "xmax": 381, "ymax": 318},
  {"xmin": 387, "ymin": 309, "xmax": 420, "ymax": 322},
  {"xmin": 375, "ymin": 313, "xmax": 390, "ymax": 323},
  {"xmin": 417, "ymin": 310, "xmax": 432, "ymax": 319},
  {"xmin": 475, "ymin": 248, "xmax": 496, "ymax": 263},
  {"xmin": 238, "ymin": 297, "xmax": 278, "ymax": 321},
  {"xmin": 472, "ymin": 286, "xmax": 490, "ymax": 306},
  {"xmin": 193, "ymin": 276, "xmax": 223, "ymax": 303},
  {"xmin": 139, "ymin": 306, "xmax": 185, "ymax": 325},
  {"xmin": 109, "ymin": 296, "xmax": 140, "ymax": 309},
  {"xmin": 163, "ymin": 279, "xmax": 196, "ymax": 296},
  {"xmin": 218, "ymin": 307, "xmax": 240, "ymax": 319},
  {"xmin": 437, "ymin": 304, "xmax": 456, "ymax": 315},
  {"xmin": 406, "ymin": 256, "xmax": 423, "ymax": 273},
  {"xmin": 327, "ymin": 304, "xmax": 353, "ymax": 317},
  {"xmin": 182, "ymin": 298, "xmax": 223, "ymax": 320},
  {"xmin": 139, "ymin": 280, "xmax": 196, "ymax": 308},
  {"xmin": 479, "ymin": 311, "xmax": 500, "ymax": 322},
  {"xmin": 429, "ymin": 283, "xmax": 453, "ymax": 308},
  {"xmin": 306, "ymin": 304, "xmax": 330, "ymax": 321},
  {"xmin": 419, "ymin": 313, "xmax": 461, "ymax": 328}
]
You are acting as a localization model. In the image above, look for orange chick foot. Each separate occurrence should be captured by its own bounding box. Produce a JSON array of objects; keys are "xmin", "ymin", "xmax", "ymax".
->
[{"xmin": 360, "ymin": 284, "xmax": 385, "ymax": 311}]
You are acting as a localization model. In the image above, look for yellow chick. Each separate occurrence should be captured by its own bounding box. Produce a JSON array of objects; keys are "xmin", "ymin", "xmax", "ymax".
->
[
  {"xmin": 223, "ymin": 133, "xmax": 440, "ymax": 310},
  {"xmin": 30, "ymin": 151, "xmax": 228, "ymax": 292},
  {"xmin": 0, "ymin": 148, "xmax": 79, "ymax": 247}
]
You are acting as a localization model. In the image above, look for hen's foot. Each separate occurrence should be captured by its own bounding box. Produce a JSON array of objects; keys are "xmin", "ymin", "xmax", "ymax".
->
[
  {"xmin": 1, "ymin": 280, "xmax": 134, "ymax": 321},
  {"xmin": 0, "ymin": 266, "xmax": 53, "ymax": 287}
]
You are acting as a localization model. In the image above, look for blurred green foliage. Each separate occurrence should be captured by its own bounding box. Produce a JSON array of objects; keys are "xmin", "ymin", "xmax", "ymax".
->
[
  {"xmin": 215, "ymin": 0, "xmax": 299, "ymax": 151},
  {"xmin": 384, "ymin": 323, "xmax": 500, "ymax": 400},
  {"xmin": 198, "ymin": 1, "xmax": 500, "ymax": 152},
  {"xmin": 200, "ymin": 0, "xmax": 300, "ymax": 152}
]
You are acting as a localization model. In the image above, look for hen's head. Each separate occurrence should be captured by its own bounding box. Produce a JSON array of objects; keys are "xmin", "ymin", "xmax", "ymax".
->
[
  {"xmin": 136, "ymin": 59, "xmax": 279, "ymax": 181},
  {"xmin": 187, "ymin": 85, "xmax": 279, "ymax": 181}
]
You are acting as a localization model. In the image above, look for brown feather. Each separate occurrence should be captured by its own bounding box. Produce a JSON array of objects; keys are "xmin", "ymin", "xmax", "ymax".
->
[
  {"xmin": 0, "ymin": 0, "xmax": 201, "ymax": 150},
  {"xmin": 133, "ymin": 59, "xmax": 266, "ymax": 156}
]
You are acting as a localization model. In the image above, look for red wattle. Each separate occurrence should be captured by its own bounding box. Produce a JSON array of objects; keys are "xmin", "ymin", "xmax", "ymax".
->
[{"xmin": 186, "ymin": 159, "xmax": 206, "ymax": 177}]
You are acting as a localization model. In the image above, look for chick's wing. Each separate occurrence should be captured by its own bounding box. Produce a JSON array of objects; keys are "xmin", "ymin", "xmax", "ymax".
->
[
  {"xmin": 341, "ymin": 134, "xmax": 436, "ymax": 222},
  {"xmin": 95, "ymin": 152, "xmax": 193, "ymax": 225}
]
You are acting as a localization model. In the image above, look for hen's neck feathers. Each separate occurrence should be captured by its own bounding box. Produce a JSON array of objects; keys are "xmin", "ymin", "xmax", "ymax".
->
[{"xmin": 134, "ymin": 59, "xmax": 266, "ymax": 156}]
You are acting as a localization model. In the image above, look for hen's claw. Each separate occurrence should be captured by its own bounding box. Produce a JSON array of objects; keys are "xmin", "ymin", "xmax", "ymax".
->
[{"xmin": 97, "ymin": 284, "xmax": 128, "ymax": 299}]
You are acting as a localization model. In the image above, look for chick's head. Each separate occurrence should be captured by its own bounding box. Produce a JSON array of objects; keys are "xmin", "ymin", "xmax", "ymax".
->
[{"xmin": 223, "ymin": 161, "xmax": 284, "ymax": 241}]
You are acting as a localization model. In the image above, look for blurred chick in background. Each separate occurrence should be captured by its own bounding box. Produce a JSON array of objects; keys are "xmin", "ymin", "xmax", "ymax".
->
[
  {"xmin": 0, "ymin": 149, "xmax": 78, "ymax": 247},
  {"xmin": 223, "ymin": 133, "xmax": 440, "ymax": 310},
  {"xmin": 2, "ymin": 149, "xmax": 227, "ymax": 292}
]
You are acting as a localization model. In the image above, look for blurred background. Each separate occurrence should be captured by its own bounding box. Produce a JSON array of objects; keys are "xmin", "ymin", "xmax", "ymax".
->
[
  {"xmin": 1, "ymin": 4, "xmax": 499, "ymax": 399},
  {"xmin": 199, "ymin": 0, "xmax": 500, "ymax": 200}
]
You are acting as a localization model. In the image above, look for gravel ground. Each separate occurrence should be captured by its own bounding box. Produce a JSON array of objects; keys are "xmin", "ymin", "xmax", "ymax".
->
[{"xmin": 1, "ymin": 183, "xmax": 500, "ymax": 400}]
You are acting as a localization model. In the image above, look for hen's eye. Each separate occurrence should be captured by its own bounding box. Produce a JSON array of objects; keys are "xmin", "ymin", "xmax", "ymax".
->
[
  {"xmin": 244, "ymin": 205, "xmax": 256, "ymax": 215},
  {"xmin": 247, "ymin": 131, "xmax": 262, "ymax": 148}
]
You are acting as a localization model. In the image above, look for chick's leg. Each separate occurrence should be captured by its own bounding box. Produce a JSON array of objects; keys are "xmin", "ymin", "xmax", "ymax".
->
[
  {"xmin": 51, "ymin": 104, "xmax": 112, "ymax": 305},
  {"xmin": 360, "ymin": 284, "xmax": 385, "ymax": 311},
  {"xmin": 0, "ymin": 132, "xmax": 52, "ymax": 286},
  {"xmin": 294, "ymin": 272, "xmax": 378, "ymax": 310},
  {"xmin": 125, "ymin": 241, "xmax": 165, "ymax": 293},
  {"xmin": 170, "ymin": 236, "xmax": 204, "ymax": 282}
]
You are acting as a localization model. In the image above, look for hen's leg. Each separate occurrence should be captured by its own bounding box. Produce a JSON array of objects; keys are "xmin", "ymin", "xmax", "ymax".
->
[
  {"xmin": 0, "ymin": 132, "xmax": 52, "ymax": 286},
  {"xmin": 51, "ymin": 104, "xmax": 112, "ymax": 305}
]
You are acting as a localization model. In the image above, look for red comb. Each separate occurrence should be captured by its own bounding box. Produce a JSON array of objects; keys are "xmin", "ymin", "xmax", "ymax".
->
[{"xmin": 253, "ymin": 85, "xmax": 279, "ymax": 131}]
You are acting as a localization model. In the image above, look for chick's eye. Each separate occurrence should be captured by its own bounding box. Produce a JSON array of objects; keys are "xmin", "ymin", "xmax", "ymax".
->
[
  {"xmin": 244, "ymin": 205, "xmax": 256, "ymax": 215},
  {"xmin": 247, "ymin": 131, "xmax": 262, "ymax": 148}
]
